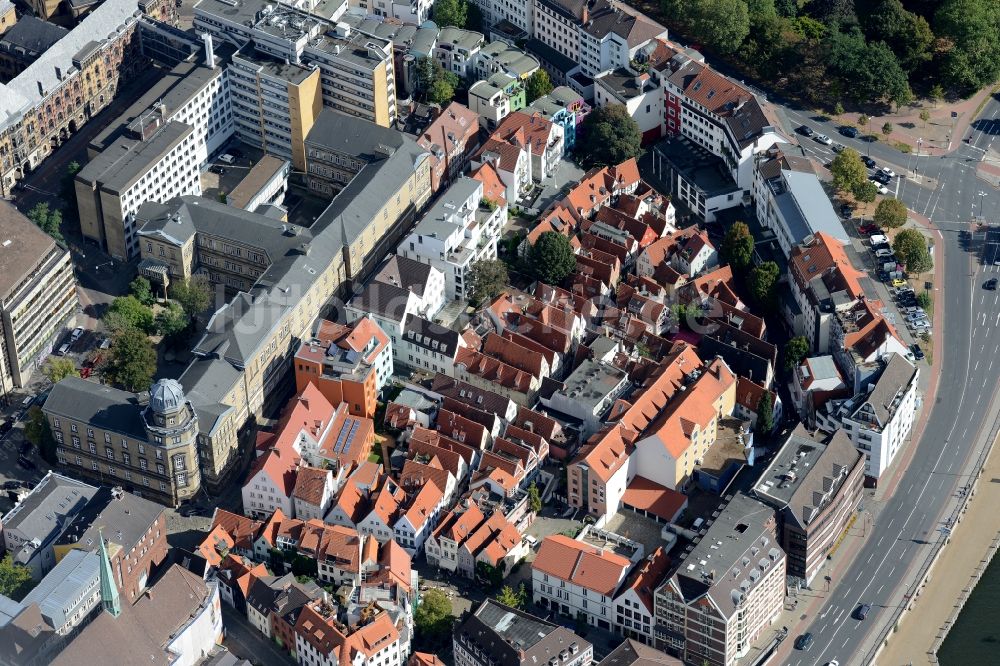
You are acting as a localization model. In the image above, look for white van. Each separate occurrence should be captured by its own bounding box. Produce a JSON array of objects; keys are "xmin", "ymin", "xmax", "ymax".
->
[
  {"xmin": 870, "ymin": 234, "xmax": 889, "ymax": 246},
  {"xmin": 218, "ymin": 153, "xmax": 235, "ymax": 164}
]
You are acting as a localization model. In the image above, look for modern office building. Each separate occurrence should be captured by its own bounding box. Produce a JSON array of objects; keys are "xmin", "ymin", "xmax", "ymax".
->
[
  {"xmin": 0, "ymin": 202, "xmax": 79, "ymax": 402},
  {"xmin": 44, "ymin": 377, "xmax": 202, "ymax": 507}
]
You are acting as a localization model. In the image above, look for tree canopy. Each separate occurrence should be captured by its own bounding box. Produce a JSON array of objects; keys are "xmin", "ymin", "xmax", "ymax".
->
[
  {"xmin": 103, "ymin": 295, "xmax": 155, "ymax": 334},
  {"xmin": 853, "ymin": 179, "xmax": 878, "ymax": 206},
  {"xmin": 130, "ymin": 276, "xmax": 156, "ymax": 306},
  {"xmin": 783, "ymin": 335, "xmax": 810, "ymax": 372},
  {"xmin": 170, "ymin": 279, "xmax": 212, "ymax": 320},
  {"xmin": 577, "ymin": 105, "xmax": 641, "ymax": 168},
  {"xmin": 104, "ymin": 327, "xmax": 157, "ymax": 392},
  {"xmin": 873, "ymin": 198, "xmax": 908, "ymax": 228},
  {"xmin": 467, "ymin": 259, "xmax": 509, "ymax": 305},
  {"xmin": 416, "ymin": 57, "xmax": 461, "ymax": 105},
  {"xmin": 830, "ymin": 147, "xmax": 868, "ymax": 193},
  {"xmin": 414, "ymin": 588, "xmax": 454, "ymax": 648},
  {"xmin": 748, "ymin": 261, "xmax": 780, "ymax": 310},
  {"xmin": 23, "ymin": 406, "xmax": 57, "ymax": 464},
  {"xmin": 496, "ymin": 583, "xmax": 528, "ymax": 609},
  {"xmin": 0, "ymin": 555, "xmax": 35, "ymax": 602},
  {"xmin": 528, "ymin": 482, "xmax": 542, "ymax": 513},
  {"xmin": 156, "ymin": 302, "xmax": 189, "ymax": 339},
  {"xmin": 26, "ymin": 203, "xmax": 63, "ymax": 243},
  {"xmin": 755, "ymin": 391, "xmax": 774, "ymax": 434},
  {"xmin": 432, "ymin": 0, "xmax": 468, "ymax": 27},
  {"xmin": 529, "ymin": 232, "xmax": 577, "ymax": 285},
  {"xmin": 42, "ymin": 357, "xmax": 79, "ymax": 384},
  {"xmin": 893, "ymin": 229, "xmax": 933, "ymax": 273},
  {"xmin": 525, "ymin": 69, "xmax": 553, "ymax": 103},
  {"xmin": 721, "ymin": 222, "xmax": 754, "ymax": 274}
]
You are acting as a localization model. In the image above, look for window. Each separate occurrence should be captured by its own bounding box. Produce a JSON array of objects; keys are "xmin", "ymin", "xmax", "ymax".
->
[
  {"xmin": 72, "ymin": 436, "xmax": 80, "ymax": 448},
  {"xmin": 89, "ymin": 442, "xmax": 96, "ymax": 454},
  {"xmin": 71, "ymin": 424, "xmax": 77, "ymax": 433},
  {"xmin": 156, "ymin": 464, "xmax": 165, "ymax": 475},
  {"xmin": 138, "ymin": 443, "xmax": 144, "ymax": 454},
  {"xmin": 87, "ymin": 428, "xmax": 94, "ymax": 438},
  {"xmin": 105, "ymin": 447, "xmax": 115, "ymax": 460},
  {"xmin": 155, "ymin": 449, "xmax": 163, "ymax": 460},
  {"xmin": 143, "ymin": 476, "xmax": 150, "ymax": 487},
  {"xmin": 140, "ymin": 459, "xmax": 148, "ymax": 471},
  {"xmin": 173, "ymin": 454, "xmax": 186, "ymax": 471},
  {"xmin": 105, "ymin": 432, "xmax": 111, "ymax": 443},
  {"xmin": 177, "ymin": 473, "xmax": 188, "ymax": 488},
  {"xmin": 54, "ymin": 418, "xmax": 60, "ymax": 429},
  {"xmin": 122, "ymin": 439, "xmax": 128, "ymax": 449}
]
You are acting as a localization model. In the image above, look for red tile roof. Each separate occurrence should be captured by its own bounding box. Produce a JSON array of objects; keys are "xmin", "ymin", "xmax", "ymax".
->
[
  {"xmin": 293, "ymin": 466, "xmax": 331, "ymax": 507},
  {"xmin": 533, "ymin": 534, "xmax": 632, "ymax": 595},
  {"xmin": 621, "ymin": 477, "xmax": 688, "ymax": 522}
]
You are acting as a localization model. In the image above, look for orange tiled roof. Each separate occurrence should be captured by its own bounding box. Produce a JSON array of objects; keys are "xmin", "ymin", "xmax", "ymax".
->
[
  {"xmin": 533, "ymin": 534, "xmax": 632, "ymax": 596},
  {"xmin": 401, "ymin": 481, "xmax": 444, "ymax": 532},
  {"xmin": 210, "ymin": 509, "xmax": 263, "ymax": 551},
  {"xmin": 471, "ymin": 161, "xmax": 507, "ymax": 206}
]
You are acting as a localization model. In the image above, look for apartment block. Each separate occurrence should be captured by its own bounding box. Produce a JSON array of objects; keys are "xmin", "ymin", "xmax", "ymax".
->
[
  {"xmin": 0, "ymin": 203, "xmax": 79, "ymax": 402},
  {"xmin": 194, "ymin": 0, "xmax": 396, "ymax": 127},
  {"xmin": 0, "ymin": 17, "xmax": 68, "ymax": 81},
  {"xmin": 468, "ymin": 73, "xmax": 525, "ymax": 131},
  {"xmin": 753, "ymin": 426, "xmax": 864, "ymax": 584},
  {"xmin": 44, "ymin": 378, "xmax": 202, "ymax": 507},
  {"xmin": 654, "ymin": 493, "xmax": 785, "ymax": 666},
  {"xmin": 348, "ymin": 0, "xmax": 433, "ymax": 25},
  {"xmin": 415, "ymin": 102, "xmax": 480, "ymax": 193},
  {"xmin": 397, "ymin": 176, "xmax": 505, "ymax": 301}
]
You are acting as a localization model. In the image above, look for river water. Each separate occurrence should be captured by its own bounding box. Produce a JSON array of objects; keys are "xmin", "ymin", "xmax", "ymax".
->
[{"xmin": 936, "ymin": 552, "xmax": 1000, "ymax": 664}]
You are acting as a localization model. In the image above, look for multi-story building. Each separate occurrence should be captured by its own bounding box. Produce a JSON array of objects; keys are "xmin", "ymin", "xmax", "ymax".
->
[
  {"xmin": 194, "ymin": 0, "xmax": 397, "ymax": 128},
  {"xmin": 593, "ymin": 69, "xmax": 663, "ymax": 144},
  {"xmin": 294, "ymin": 598, "xmax": 403, "ymax": 666},
  {"xmin": 816, "ymin": 353, "xmax": 918, "ymax": 485},
  {"xmin": 453, "ymin": 599, "xmax": 593, "ymax": 666},
  {"xmin": 0, "ymin": 0, "xmax": 15, "ymax": 34},
  {"xmin": 525, "ymin": 85, "xmax": 589, "ymax": 150},
  {"xmin": 0, "ymin": 0, "xmax": 174, "ymax": 198},
  {"xmin": 415, "ymin": 102, "xmax": 480, "ymax": 193},
  {"xmin": 76, "ymin": 120, "xmax": 202, "ymax": 261},
  {"xmin": 397, "ymin": 176, "xmax": 505, "ymax": 301},
  {"xmin": 433, "ymin": 27, "xmax": 484, "ymax": 79},
  {"xmin": 348, "ymin": 0, "xmax": 433, "ymax": 25},
  {"xmin": 227, "ymin": 46, "xmax": 322, "ymax": 172},
  {"xmin": 532, "ymin": 529, "xmax": 641, "ymax": 630},
  {"xmin": 612, "ymin": 548, "xmax": 671, "ymax": 646},
  {"xmin": 44, "ymin": 377, "xmax": 202, "ymax": 507},
  {"xmin": 473, "ymin": 40, "xmax": 539, "ymax": 82},
  {"xmin": 0, "ymin": 203, "xmax": 79, "ymax": 402},
  {"xmin": 654, "ymin": 493, "xmax": 785, "ymax": 666},
  {"xmin": 294, "ymin": 317, "xmax": 393, "ymax": 419},
  {"xmin": 1, "ymin": 472, "xmax": 97, "ymax": 579},
  {"xmin": 0, "ymin": 17, "xmax": 68, "ymax": 82},
  {"xmin": 469, "ymin": 0, "xmax": 533, "ymax": 38},
  {"xmin": 468, "ymin": 73, "xmax": 524, "ymax": 131},
  {"xmin": 486, "ymin": 110, "xmax": 565, "ymax": 182},
  {"xmin": 753, "ymin": 426, "xmax": 864, "ymax": 585}
]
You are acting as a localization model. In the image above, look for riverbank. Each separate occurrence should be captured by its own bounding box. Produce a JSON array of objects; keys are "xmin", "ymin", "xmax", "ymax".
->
[{"xmin": 876, "ymin": 419, "xmax": 1000, "ymax": 665}]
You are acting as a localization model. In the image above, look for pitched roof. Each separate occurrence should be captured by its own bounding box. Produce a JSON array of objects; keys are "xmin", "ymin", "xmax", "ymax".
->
[
  {"xmin": 401, "ymin": 482, "xmax": 444, "ymax": 532},
  {"xmin": 471, "ymin": 161, "xmax": 507, "ymax": 206},
  {"xmin": 210, "ymin": 509, "xmax": 263, "ymax": 551},
  {"xmin": 246, "ymin": 447, "xmax": 299, "ymax": 498},
  {"xmin": 293, "ymin": 467, "xmax": 331, "ymax": 507},
  {"xmin": 598, "ymin": 639, "xmax": 683, "ymax": 666},
  {"xmin": 533, "ymin": 535, "xmax": 632, "ymax": 595},
  {"xmin": 621, "ymin": 477, "xmax": 688, "ymax": 523}
]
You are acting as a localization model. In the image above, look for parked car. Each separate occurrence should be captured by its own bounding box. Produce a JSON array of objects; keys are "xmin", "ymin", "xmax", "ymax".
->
[
  {"xmin": 870, "ymin": 233, "xmax": 889, "ymax": 246},
  {"xmin": 218, "ymin": 153, "xmax": 235, "ymax": 164},
  {"xmin": 795, "ymin": 633, "xmax": 815, "ymax": 650},
  {"xmin": 985, "ymin": 277, "xmax": 998, "ymax": 291},
  {"xmin": 2, "ymin": 480, "xmax": 21, "ymax": 490},
  {"xmin": 874, "ymin": 170, "xmax": 892, "ymax": 184},
  {"xmin": 875, "ymin": 248, "xmax": 893, "ymax": 258},
  {"xmin": 99, "ymin": 337, "xmax": 112, "ymax": 350},
  {"xmin": 840, "ymin": 126, "xmax": 859, "ymax": 138},
  {"xmin": 911, "ymin": 344, "xmax": 925, "ymax": 360},
  {"xmin": 862, "ymin": 156, "xmax": 877, "ymax": 169},
  {"xmin": 210, "ymin": 165, "xmax": 226, "ymax": 175},
  {"xmin": 859, "ymin": 223, "xmax": 879, "ymax": 235},
  {"xmin": 840, "ymin": 203, "xmax": 853, "ymax": 218},
  {"xmin": 20, "ymin": 395, "xmax": 34, "ymax": 409},
  {"xmin": 814, "ymin": 134, "xmax": 833, "ymax": 146},
  {"xmin": 891, "ymin": 278, "xmax": 908, "ymax": 288},
  {"xmin": 796, "ymin": 125, "xmax": 814, "ymax": 137},
  {"xmin": 879, "ymin": 167, "xmax": 897, "ymax": 178},
  {"xmin": 70, "ymin": 327, "xmax": 84, "ymax": 342}
]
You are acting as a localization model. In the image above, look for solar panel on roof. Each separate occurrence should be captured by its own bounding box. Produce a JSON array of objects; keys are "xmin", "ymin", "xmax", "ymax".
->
[
  {"xmin": 333, "ymin": 424, "xmax": 349, "ymax": 454},
  {"xmin": 343, "ymin": 419, "xmax": 361, "ymax": 455}
]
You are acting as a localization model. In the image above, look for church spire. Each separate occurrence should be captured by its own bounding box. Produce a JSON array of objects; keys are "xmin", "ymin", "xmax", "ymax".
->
[{"xmin": 98, "ymin": 528, "xmax": 121, "ymax": 618}]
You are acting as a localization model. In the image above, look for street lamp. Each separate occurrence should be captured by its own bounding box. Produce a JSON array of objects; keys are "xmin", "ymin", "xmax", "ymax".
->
[{"xmin": 979, "ymin": 191, "xmax": 987, "ymax": 218}]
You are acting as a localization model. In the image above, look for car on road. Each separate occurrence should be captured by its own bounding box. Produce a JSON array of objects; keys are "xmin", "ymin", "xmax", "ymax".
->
[
  {"xmin": 873, "ymin": 170, "xmax": 892, "ymax": 184},
  {"xmin": 879, "ymin": 167, "xmax": 897, "ymax": 178},
  {"xmin": 853, "ymin": 604, "xmax": 872, "ymax": 620},
  {"xmin": 814, "ymin": 134, "xmax": 833, "ymax": 146},
  {"xmin": 794, "ymin": 633, "xmax": 814, "ymax": 650},
  {"xmin": 869, "ymin": 178, "xmax": 889, "ymax": 195},
  {"xmin": 827, "ymin": 661, "xmax": 840, "ymax": 666},
  {"xmin": 70, "ymin": 327, "xmax": 84, "ymax": 342},
  {"xmin": 796, "ymin": 125, "xmax": 814, "ymax": 137},
  {"xmin": 832, "ymin": 143, "xmax": 845, "ymax": 153},
  {"xmin": 891, "ymin": 278, "xmax": 908, "ymax": 288},
  {"xmin": 911, "ymin": 343, "xmax": 925, "ymax": 360},
  {"xmin": 986, "ymin": 277, "xmax": 998, "ymax": 290},
  {"xmin": 839, "ymin": 126, "xmax": 859, "ymax": 138},
  {"xmin": 862, "ymin": 155, "xmax": 877, "ymax": 168}
]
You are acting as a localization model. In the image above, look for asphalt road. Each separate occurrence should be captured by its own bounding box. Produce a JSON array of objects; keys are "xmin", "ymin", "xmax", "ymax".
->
[
  {"xmin": 774, "ymin": 98, "xmax": 1000, "ymax": 665},
  {"xmin": 222, "ymin": 604, "xmax": 296, "ymax": 666}
]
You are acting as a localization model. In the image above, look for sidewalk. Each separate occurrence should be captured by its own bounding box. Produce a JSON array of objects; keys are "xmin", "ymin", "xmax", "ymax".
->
[{"xmin": 878, "ymin": 425, "xmax": 1000, "ymax": 666}]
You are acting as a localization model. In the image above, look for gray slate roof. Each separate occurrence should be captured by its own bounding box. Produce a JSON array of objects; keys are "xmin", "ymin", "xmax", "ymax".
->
[
  {"xmin": 77, "ymin": 121, "xmax": 193, "ymax": 192},
  {"xmin": 855, "ymin": 352, "xmax": 917, "ymax": 426},
  {"xmin": 776, "ymin": 169, "xmax": 850, "ymax": 246},
  {"xmin": 44, "ymin": 376, "xmax": 149, "ymax": 440},
  {"xmin": 21, "ymin": 548, "xmax": 99, "ymax": 631},
  {"xmin": 0, "ymin": 16, "xmax": 68, "ymax": 55},
  {"xmin": 373, "ymin": 255, "xmax": 436, "ymax": 297},
  {"xmin": 56, "ymin": 486, "xmax": 165, "ymax": 554},
  {"xmin": 455, "ymin": 599, "xmax": 591, "ymax": 666},
  {"xmin": 0, "ymin": 471, "xmax": 97, "ymax": 542}
]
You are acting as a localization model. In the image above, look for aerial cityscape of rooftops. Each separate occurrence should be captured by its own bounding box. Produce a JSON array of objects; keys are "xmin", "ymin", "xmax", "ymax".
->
[{"xmin": 0, "ymin": 0, "xmax": 998, "ymax": 663}]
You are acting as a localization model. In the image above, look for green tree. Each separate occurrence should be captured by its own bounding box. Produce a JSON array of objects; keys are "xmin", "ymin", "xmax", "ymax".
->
[
  {"xmin": 155, "ymin": 302, "xmax": 189, "ymax": 338},
  {"xmin": 130, "ymin": 276, "xmax": 155, "ymax": 306},
  {"xmin": 525, "ymin": 69, "xmax": 553, "ymax": 103},
  {"xmin": 476, "ymin": 561, "xmax": 506, "ymax": 589},
  {"xmin": 23, "ymin": 406, "xmax": 57, "ymax": 464},
  {"xmin": 104, "ymin": 327, "xmax": 157, "ymax": 392},
  {"xmin": 170, "ymin": 279, "xmax": 212, "ymax": 320},
  {"xmin": 830, "ymin": 147, "xmax": 868, "ymax": 193},
  {"xmin": 826, "ymin": 31, "xmax": 911, "ymax": 106},
  {"xmin": 858, "ymin": 0, "xmax": 934, "ymax": 73},
  {"xmin": 919, "ymin": 109, "xmax": 930, "ymax": 126},
  {"xmin": 783, "ymin": 335, "xmax": 810, "ymax": 372},
  {"xmin": 873, "ymin": 197, "xmax": 908, "ymax": 228},
  {"xmin": 833, "ymin": 101, "xmax": 845, "ymax": 115},
  {"xmin": 467, "ymin": 259, "xmax": 509, "ymax": 305},
  {"xmin": 893, "ymin": 229, "xmax": 933, "ymax": 273},
  {"xmin": 577, "ymin": 104, "xmax": 641, "ymax": 167},
  {"xmin": 432, "ymin": 0, "xmax": 467, "ymax": 27},
  {"xmin": 427, "ymin": 77, "xmax": 456, "ymax": 105},
  {"xmin": 721, "ymin": 221, "xmax": 754, "ymax": 274},
  {"xmin": 928, "ymin": 84, "xmax": 944, "ymax": 106},
  {"xmin": 755, "ymin": 391, "xmax": 774, "ymax": 434},
  {"xmin": 916, "ymin": 290, "xmax": 932, "ymax": 309},
  {"xmin": 0, "ymin": 555, "xmax": 35, "ymax": 601},
  {"xmin": 26, "ymin": 203, "xmax": 64, "ymax": 242},
  {"xmin": 496, "ymin": 583, "xmax": 527, "ymax": 609},
  {"xmin": 881, "ymin": 121, "xmax": 893, "ymax": 136},
  {"xmin": 688, "ymin": 0, "xmax": 750, "ymax": 55},
  {"xmin": 42, "ymin": 357, "xmax": 79, "ymax": 384},
  {"xmin": 748, "ymin": 261, "xmax": 780, "ymax": 309},
  {"xmin": 527, "ymin": 481, "xmax": 542, "ymax": 513},
  {"xmin": 853, "ymin": 179, "xmax": 879, "ymax": 208},
  {"xmin": 103, "ymin": 295, "xmax": 155, "ymax": 334},
  {"xmin": 529, "ymin": 232, "xmax": 576, "ymax": 285},
  {"xmin": 858, "ymin": 113, "xmax": 870, "ymax": 130},
  {"xmin": 934, "ymin": 0, "xmax": 1000, "ymax": 95},
  {"xmin": 414, "ymin": 589, "xmax": 454, "ymax": 648}
]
